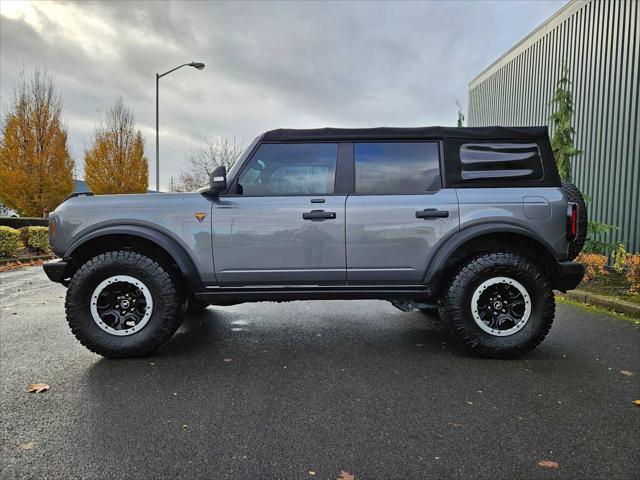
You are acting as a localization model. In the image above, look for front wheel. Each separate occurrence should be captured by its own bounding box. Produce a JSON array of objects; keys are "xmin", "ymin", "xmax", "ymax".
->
[
  {"xmin": 439, "ymin": 252, "xmax": 555, "ymax": 358},
  {"xmin": 65, "ymin": 251, "xmax": 182, "ymax": 358}
]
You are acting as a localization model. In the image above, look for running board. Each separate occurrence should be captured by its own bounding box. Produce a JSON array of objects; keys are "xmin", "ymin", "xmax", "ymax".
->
[{"xmin": 194, "ymin": 285, "xmax": 432, "ymax": 304}]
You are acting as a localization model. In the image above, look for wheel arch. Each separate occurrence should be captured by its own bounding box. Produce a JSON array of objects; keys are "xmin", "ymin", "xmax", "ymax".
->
[
  {"xmin": 424, "ymin": 224, "xmax": 560, "ymax": 297},
  {"xmin": 62, "ymin": 225, "xmax": 202, "ymax": 293}
]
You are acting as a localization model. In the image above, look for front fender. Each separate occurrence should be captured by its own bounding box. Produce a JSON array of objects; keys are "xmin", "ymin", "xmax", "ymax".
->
[{"xmin": 64, "ymin": 225, "xmax": 203, "ymax": 290}]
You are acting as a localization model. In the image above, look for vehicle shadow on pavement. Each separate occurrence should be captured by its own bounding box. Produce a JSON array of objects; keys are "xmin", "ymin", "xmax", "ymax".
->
[{"xmin": 104, "ymin": 301, "xmax": 461, "ymax": 363}]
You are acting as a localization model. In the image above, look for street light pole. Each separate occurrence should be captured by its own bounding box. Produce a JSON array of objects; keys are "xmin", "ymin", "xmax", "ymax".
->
[{"xmin": 155, "ymin": 61, "xmax": 205, "ymax": 192}]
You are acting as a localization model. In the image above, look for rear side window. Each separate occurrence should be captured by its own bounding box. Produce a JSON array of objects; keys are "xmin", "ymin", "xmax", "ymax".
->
[
  {"xmin": 237, "ymin": 143, "xmax": 337, "ymax": 195},
  {"xmin": 459, "ymin": 142, "xmax": 543, "ymax": 181},
  {"xmin": 354, "ymin": 142, "xmax": 440, "ymax": 194}
]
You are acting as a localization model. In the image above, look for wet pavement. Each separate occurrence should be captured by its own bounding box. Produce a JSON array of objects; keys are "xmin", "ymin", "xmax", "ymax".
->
[{"xmin": 1, "ymin": 266, "xmax": 639, "ymax": 479}]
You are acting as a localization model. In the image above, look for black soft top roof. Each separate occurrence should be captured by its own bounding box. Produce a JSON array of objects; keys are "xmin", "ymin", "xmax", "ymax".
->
[{"xmin": 261, "ymin": 126, "xmax": 549, "ymax": 142}]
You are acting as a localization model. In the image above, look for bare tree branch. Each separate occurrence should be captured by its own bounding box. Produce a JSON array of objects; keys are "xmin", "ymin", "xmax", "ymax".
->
[{"xmin": 171, "ymin": 137, "xmax": 244, "ymax": 192}]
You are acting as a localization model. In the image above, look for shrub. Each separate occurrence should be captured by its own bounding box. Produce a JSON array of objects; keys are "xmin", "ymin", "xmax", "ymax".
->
[
  {"xmin": 576, "ymin": 252, "xmax": 608, "ymax": 282},
  {"xmin": 26, "ymin": 226, "xmax": 50, "ymax": 253},
  {"xmin": 612, "ymin": 243, "xmax": 628, "ymax": 273},
  {"xmin": 0, "ymin": 226, "xmax": 21, "ymax": 257},
  {"xmin": 584, "ymin": 220, "xmax": 619, "ymax": 255},
  {"xmin": 626, "ymin": 254, "xmax": 640, "ymax": 293}
]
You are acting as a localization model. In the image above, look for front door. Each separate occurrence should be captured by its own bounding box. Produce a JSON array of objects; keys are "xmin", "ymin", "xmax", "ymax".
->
[
  {"xmin": 346, "ymin": 141, "xmax": 459, "ymax": 284},
  {"xmin": 212, "ymin": 142, "xmax": 347, "ymax": 286}
]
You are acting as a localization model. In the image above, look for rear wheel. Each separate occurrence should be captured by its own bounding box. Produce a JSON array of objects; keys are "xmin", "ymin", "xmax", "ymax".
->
[
  {"xmin": 65, "ymin": 251, "xmax": 181, "ymax": 358},
  {"xmin": 440, "ymin": 252, "xmax": 555, "ymax": 358}
]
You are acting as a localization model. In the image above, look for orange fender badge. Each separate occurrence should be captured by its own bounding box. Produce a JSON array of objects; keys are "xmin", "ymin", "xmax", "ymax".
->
[{"xmin": 194, "ymin": 212, "xmax": 207, "ymax": 222}]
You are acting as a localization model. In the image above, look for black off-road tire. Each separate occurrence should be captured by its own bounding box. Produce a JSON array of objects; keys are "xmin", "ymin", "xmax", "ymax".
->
[
  {"xmin": 561, "ymin": 180, "xmax": 587, "ymax": 260},
  {"xmin": 65, "ymin": 251, "xmax": 181, "ymax": 358},
  {"xmin": 439, "ymin": 252, "xmax": 555, "ymax": 359}
]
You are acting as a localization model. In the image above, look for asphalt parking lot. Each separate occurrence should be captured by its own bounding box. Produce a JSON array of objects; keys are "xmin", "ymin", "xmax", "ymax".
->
[{"xmin": 1, "ymin": 266, "xmax": 639, "ymax": 480}]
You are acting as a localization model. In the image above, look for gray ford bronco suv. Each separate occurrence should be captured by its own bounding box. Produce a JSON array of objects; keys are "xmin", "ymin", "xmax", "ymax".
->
[{"xmin": 44, "ymin": 126, "xmax": 586, "ymax": 359}]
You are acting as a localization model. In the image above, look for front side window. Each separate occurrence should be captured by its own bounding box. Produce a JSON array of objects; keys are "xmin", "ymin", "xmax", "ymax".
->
[
  {"xmin": 355, "ymin": 142, "xmax": 441, "ymax": 194},
  {"xmin": 237, "ymin": 143, "xmax": 338, "ymax": 195}
]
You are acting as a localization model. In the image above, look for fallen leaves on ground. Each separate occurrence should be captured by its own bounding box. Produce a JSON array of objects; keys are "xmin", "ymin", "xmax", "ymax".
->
[
  {"xmin": 27, "ymin": 383, "xmax": 49, "ymax": 393},
  {"xmin": 0, "ymin": 259, "xmax": 47, "ymax": 273},
  {"xmin": 620, "ymin": 370, "xmax": 634, "ymax": 376},
  {"xmin": 537, "ymin": 460, "xmax": 559, "ymax": 469},
  {"xmin": 17, "ymin": 441, "xmax": 36, "ymax": 450},
  {"xmin": 338, "ymin": 470, "xmax": 355, "ymax": 480}
]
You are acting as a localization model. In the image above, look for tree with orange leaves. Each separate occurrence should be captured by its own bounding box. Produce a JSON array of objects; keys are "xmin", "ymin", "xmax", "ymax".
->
[
  {"xmin": 0, "ymin": 69, "xmax": 74, "ymax": 217},
  {"xmin": 84, "ymin": 98, "xmax": 148, "ymax": 194}
]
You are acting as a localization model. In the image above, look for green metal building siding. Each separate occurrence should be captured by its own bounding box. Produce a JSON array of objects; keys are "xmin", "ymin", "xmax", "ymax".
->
[{"xmin": 469, "ymin": 0, "xmax": 639, "ymax": 252}]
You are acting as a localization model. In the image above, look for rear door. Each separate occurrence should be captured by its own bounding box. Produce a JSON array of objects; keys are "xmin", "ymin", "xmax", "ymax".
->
[
  {"xmin": 345, "ymin": 142, "xmax": 459, "ymax": 284},
  {"xmin": 212, "ymin": 142, "xmax": 348, "ymax": 286}
]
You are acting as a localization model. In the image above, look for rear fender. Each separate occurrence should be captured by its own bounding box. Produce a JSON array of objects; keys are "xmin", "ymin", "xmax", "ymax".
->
[{"xmin": 423, "ymin": 223, "xmax": 559, "ymax": 295}]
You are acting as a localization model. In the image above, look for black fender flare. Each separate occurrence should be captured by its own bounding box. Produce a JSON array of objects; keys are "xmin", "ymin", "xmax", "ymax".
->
[
  {"xmin": 423, "ymin": 222, "xmax": 560, "ymax": 295},
  {"xmin": 64, "ymin": 224, "xmax": 202, "ymax": 290}
]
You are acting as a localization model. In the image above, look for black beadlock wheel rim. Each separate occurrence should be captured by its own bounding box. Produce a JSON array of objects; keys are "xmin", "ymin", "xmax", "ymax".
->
[
  {"xmin": 470, "ymin": 276, "xmax": 532, "ymax": 337},
  {"xmin": 90, "ymin": 275, "xmax": 153, "ymax": 336}
]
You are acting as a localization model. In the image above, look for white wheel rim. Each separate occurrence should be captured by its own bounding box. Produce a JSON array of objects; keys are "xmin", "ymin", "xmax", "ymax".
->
[
  {"xmin": 90, "ymin": 275, "xmax": 153, "ymax": 336},
  {"xmin": 471, "ymin": 276, "xmax": 531, "ymax": 337}
]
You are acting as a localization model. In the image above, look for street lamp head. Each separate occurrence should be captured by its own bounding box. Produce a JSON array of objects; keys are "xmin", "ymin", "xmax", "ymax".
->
[{"xmin": 189, "ymin": 62, "xmax": 205, "ymax": 70}]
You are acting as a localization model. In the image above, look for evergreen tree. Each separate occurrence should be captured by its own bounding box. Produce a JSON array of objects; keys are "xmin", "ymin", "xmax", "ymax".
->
[
  {"xmin": 456, "ymin": 100, "xmax": 465, "ymax": 128},
  {"xmin": 550, "ymin": 64, "xmax": 580, "ymax": 181}
]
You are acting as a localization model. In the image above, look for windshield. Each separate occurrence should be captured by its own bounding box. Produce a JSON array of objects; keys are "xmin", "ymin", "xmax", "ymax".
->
[{"xmin": 226, "ymin": 135, "xmax": 261, "ymax": 185}]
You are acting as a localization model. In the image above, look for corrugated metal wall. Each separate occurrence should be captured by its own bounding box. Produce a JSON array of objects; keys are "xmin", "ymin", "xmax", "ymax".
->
[{"xmin": 468, "ymin": 0, "xmax": 639, "ymax": 252}]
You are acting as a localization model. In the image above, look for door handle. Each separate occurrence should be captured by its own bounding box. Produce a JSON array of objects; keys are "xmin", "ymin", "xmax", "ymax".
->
[
  {"xmin": 416, "ymin": 208, "xmax": 449, "ymax": 219},
  {"xmin": 303, "ymin": 209, "xmax": 336, "ymax": 220}
]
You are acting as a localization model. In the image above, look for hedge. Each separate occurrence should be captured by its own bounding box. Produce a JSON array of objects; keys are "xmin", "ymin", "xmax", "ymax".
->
[
  {"xmin": 0, "ymin": 226, "xmax": 21, "ymax": 257},
  {"xmin": 26, "ymin": 226, "xmax": 50, "ymax": 253}
]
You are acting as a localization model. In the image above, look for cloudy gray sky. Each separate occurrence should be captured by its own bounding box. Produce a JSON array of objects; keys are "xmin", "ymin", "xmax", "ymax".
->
[{"xmin": 1, "ymin": 0, "xmax": 566, "ymax": 189}]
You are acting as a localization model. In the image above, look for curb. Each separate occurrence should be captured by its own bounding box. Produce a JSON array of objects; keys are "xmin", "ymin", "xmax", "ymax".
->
[
  {"xmin": 0, "ymin": 254, "xmax": 52, "ymax": 266},
  {"xmin": 557, "ymin": 289, "xmax": 640, "ymax": 318}
]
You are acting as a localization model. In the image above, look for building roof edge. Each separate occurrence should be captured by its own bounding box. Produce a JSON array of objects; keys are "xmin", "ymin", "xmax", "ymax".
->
[{"xmin": 469, "ymin": 0, "xmax": 587, "ymax": 90}]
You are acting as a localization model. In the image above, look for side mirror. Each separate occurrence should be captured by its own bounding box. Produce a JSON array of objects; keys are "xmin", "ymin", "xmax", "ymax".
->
[{"xmin": 209, "ymin": 165, "xmax": 227, "ymax": 194}]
